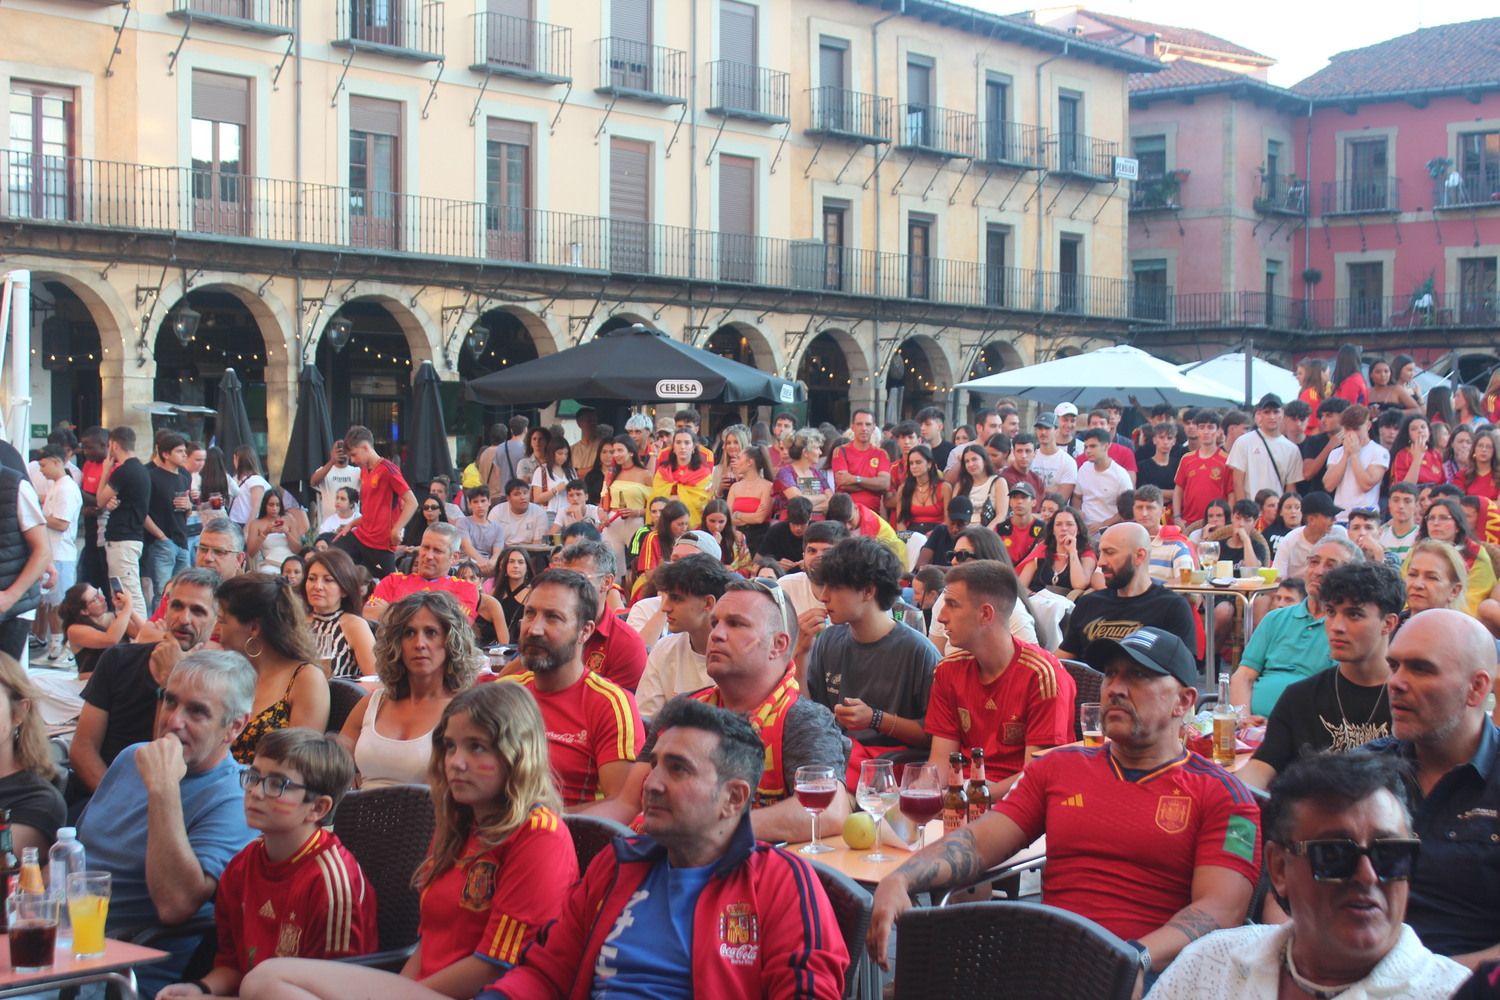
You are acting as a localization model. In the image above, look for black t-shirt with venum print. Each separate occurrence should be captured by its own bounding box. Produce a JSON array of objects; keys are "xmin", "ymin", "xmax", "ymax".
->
[{"xmin": 1061, "ymin": 583, "xmax": 1197, "ymax": 657}]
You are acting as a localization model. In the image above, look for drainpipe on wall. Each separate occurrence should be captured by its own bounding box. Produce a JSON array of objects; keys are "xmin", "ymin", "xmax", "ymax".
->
[
  {"xmin": 1303, "ymin": 98, "xmax": 1313, "ymax": 318},
  {"xmin": 870, "ymin": 1, "xmax": 903, "ymax": 419},
  {"xmin": 293, "ymin": 0, "xmax": 304, "ymax": 372}
]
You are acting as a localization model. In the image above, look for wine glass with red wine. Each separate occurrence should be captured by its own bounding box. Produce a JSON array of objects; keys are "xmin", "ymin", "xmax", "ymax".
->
[
  {"xmin": 794, "ymin": 764, "xmax": 839, "ymax": 855},
  {"xmin": 900, "ymin": 762, "xmax": 943, "ymax": 851}
]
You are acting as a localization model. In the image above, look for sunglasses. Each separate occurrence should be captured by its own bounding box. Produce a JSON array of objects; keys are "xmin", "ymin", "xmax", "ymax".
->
[
  {"xmin": 423, "ymin": 504, "xmax": 442, "ymax": 511},
  {"xmin": 747, "ymin": 577, "xmax": 791, "ymax": 635},
  {"xmin": 1282, "ymin": 838, "xmax": 1420, "ymax": 883},
  {"xmin": 952, "ymin": 550, "xmax": 977, "ymax": 563}
]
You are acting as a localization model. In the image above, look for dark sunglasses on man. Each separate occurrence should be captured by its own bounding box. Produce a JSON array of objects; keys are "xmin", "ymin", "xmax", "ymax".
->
[{"xmin": 1283, "ymin": 837, "xmax": 1420, "ymax": 883}]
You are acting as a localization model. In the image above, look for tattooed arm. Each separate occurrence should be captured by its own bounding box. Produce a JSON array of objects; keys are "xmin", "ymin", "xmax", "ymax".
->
[
  {"xmin": 1138, "ymin": 866, "xmax": 1254, "ymax": 969},
  {"xmin": 866, "ymin": 813, "xmax": 1029, "ymax": 969}
]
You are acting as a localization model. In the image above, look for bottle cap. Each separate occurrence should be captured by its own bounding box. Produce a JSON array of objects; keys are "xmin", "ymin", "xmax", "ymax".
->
[{"xmin": 56, "ymin": 827, "xmax": 75, "ymax": 840}]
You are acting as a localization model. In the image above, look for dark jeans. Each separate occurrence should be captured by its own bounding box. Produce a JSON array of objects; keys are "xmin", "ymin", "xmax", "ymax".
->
[{"xmin": 333, "ymin": 532, "xmax": 396, "ymax": 579}]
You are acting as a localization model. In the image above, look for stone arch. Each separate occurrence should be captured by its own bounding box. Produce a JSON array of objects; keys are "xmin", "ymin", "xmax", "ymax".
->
[
  {"xmin": 886, "ymin": 334, "xmax": 955, "ymax": 421},
  {"xmin": 793, "ymin": 327, "xmax": 873, "ymax": 427},
  {"xmin": 151, "ymin": 273, "xmax": 297, "ymax": 371},
  {"xmin": 703, "ymin": 318, "xmax": 784, "ymax": 380},
  {"xmin": 320, "ymin": 284, "xmax": 442, "ymax": 369},
  {"xmin": 18, "ymin": 265, "xmax": 136, "ymax": 428},
  {"xmin": 592, "ymin": 311, "xmax": 656, "ymax": 341}
]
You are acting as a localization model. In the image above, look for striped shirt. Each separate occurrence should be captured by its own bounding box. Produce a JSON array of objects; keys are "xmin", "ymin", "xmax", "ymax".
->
[{"xmin": 309, "ymin": 610, "xmax": 358, "ymax": 679}]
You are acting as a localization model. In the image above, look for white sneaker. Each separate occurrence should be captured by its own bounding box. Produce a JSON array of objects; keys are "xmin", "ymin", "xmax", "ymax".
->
[{"xmin": 51, "ymin": 651, "xmax": 75, "ymax": 671}]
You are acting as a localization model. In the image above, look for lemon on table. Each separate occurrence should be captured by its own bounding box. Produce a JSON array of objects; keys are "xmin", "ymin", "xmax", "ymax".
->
[{"xmin": 842, "ymin": 812, "xmax": 877, "ymax": 849}]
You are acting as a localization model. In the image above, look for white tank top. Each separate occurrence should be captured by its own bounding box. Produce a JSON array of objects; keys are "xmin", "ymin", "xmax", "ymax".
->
[{"xmin": 354, "ymin": 688, "xmax": 435, "ymax": 788}]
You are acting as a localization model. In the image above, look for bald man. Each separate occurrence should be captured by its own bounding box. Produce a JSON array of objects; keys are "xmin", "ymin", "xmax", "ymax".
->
[
  {"xmin": 1058, "ymin": 523, "xmax": 1196, "ymax": 659},
  {"xmin": 1368, "ymin": 609, "xmax": 1500, "ymax": 968}
]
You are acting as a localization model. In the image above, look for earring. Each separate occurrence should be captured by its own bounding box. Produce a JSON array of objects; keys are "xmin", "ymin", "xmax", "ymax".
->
[
  {"xmin": 244, "ymin": 636, "xmax": 263, "ymax": 659},
  {"xmin": 11, "ymin": 726, "xmax": 19, "ymax": 745}
]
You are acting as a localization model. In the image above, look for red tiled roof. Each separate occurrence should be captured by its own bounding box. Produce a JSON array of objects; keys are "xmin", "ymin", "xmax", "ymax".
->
[
  {"xmin": 1130, "ymin": 60, "xmax": 1246, "ymax": 93},
  {"xmin": 1294, "ymin": 17, "xmax": 1500, "ymax": 99},
  {"xmin": 1082, "ymin": 11, "xmax": 1270, "ymax": 62}
]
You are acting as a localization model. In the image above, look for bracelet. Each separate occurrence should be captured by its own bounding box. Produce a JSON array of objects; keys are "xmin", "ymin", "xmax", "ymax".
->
[
  {"xmin": 870, "ymin": 708, "xmax": 884, "ymax": 733},
  {"xmin": 192, "ymin": 980, "xmax": 215, "ymax": 996}
]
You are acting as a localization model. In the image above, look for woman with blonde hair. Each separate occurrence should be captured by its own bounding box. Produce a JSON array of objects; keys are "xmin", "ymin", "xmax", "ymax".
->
[
  {"xmin": 338, "ymin": 590, "xmax": 483, "ymax": 789},
  {"xmin": 240, "ymin": 683, "xmax": 577, "ymax": 1000},
  {"xmin": 1402, "ymin": 538, "xmax": 1468, "ymax": 615},
  {"xmin": 0, "ymin": 655, "xmax": 64, "ymax": 852}
]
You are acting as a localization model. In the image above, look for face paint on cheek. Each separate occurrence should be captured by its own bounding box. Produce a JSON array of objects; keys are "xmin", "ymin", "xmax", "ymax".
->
[
  {"xmin": 270, "ymin": 798, "xmax": 305, "ymax": 814},
  {"xmin": 467, "ymin": 757, "xmax": 500, "ymax": 776}
]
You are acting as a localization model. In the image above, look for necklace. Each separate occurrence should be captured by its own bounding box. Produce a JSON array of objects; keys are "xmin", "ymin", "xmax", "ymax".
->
[
  {"xmin": 1333, "ymin": 667, "xmax": 1386, "ymax": 727},
  {"xmin": 1282, "ymin": 940, "xmax": 1357, "ymax": 999}
]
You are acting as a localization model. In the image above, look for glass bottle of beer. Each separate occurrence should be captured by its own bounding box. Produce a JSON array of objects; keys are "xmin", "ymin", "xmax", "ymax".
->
[
  {"xmin": 941, "ymin": 752, "xmax": 968, "ymax": 834},
  {"xmin": 1212, "ymin": 672, "xmax": 1238, "ymax": 767},
  {"xmin": 0, "ymin": 810, "xmax": 16, "ymax": 932},
  {"xmin": 966, "ymin": 748, "xmax": 992, "ymax": 822}
]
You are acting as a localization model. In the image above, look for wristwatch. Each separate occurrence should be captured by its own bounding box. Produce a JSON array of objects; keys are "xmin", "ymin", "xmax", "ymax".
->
[{"xmin": 1126, "ymin": 940, "xmax": 1152, "ymax": 977}]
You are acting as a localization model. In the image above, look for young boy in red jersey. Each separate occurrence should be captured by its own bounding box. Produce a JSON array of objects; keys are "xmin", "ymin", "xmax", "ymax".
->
[{"xmin": 158, "ymin": 729, "xmax": 377, "ymax": 998}]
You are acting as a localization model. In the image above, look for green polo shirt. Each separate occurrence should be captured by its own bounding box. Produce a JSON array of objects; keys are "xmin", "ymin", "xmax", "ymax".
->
[{"xmin": 1239, "ymin": 599, "xmax": 1335, "ymax": 717}]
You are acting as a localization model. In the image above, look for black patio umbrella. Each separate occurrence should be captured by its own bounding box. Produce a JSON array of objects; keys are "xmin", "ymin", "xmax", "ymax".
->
[
  {"xmin": 405, "ymin": 361, "xmax": 457, "ymax": 487},
  {"xmin": 280, "ymin": 364, "xmax": 334, "ymax": 502},
  {"xmin": 215, "ymin": 367, "xmax": 258, "ymax": 470},
  {"xmin": 463, "ymin": 323, "xmax": 803, "ymax": 407}
]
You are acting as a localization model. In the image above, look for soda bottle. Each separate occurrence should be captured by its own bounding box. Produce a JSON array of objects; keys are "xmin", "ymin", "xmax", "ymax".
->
[
  {"xmin": 18, "ymin": 848, "xmax": 43, "ymax": 894},
  {"xmin": 941, "ymin": 752, "xmax": 968, "ymax": 834}
]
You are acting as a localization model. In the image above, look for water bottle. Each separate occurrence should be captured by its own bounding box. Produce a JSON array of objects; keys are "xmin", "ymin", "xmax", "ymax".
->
[{"xmin": 48, "ymin": 827, "xmax": 85, "ymax": 943}]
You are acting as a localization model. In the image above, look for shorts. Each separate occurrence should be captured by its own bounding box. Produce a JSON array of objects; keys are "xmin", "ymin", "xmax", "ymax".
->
[{"xmin": 42, "ymin": 560, "xmax": 76, "ymax": 607}]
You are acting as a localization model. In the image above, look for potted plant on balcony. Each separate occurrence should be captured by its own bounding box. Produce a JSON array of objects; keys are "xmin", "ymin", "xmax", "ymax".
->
[{"xmin": 1301, "ymin": 267, "xmax": 1322, "ymax": 287}]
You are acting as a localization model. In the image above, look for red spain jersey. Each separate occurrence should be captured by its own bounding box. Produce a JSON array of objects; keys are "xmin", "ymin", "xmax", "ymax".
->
[
  {"xmin": 213, "ymin": 829, "xmax": 378, "ymax": 973},
  {"xmin": 924, "ymin": 640, "xmax": 1075, "ymax": 782},
  {"xmin": 995, "ymin": 745, "xmax": 1262, "ymax": 941},
  {"xmin": 504, "ymin": 671, "xmax": 645, "ymax": 804},
  {"xmin": 830, "ymin": 442, "xmax": 891, "ymax": 513},
  {"xmin": 1173, "ymin": 450, "xmax": 1231, "ymax": 525},
  {"xmin": 354, "ymin": 458, "xmax": 411, "ymax": 551},
  {"xmin": 417, "ymin": 808, "xmax": 578, "ymax": 976},
  {"xmin": 369, "ymin": 572, "xmax": 481, "ymax": 621}
]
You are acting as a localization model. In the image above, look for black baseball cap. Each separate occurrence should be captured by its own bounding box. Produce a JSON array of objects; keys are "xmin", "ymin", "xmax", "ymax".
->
[
  {"xmin": 947, "ymin": 496, "xmax": 974, "ymax": 520},
  {"xmin": 1033, "ymin": 412, "xmax": 1059, "ymax": 429},
  {"xmin": 1301, "ymin": 491, "xmax": 1343, "ymax": 518},
  {"xmin": 1084, "ymin": 626, "xmax": 1198, "ymax": 688},
  {"xmin": 1254, "ymin": 393, "xmax": 1284, "ymax": 412},
  {"xmin": 1008, "ymin": 482, "xmax": 1037, "ymax": 499}
]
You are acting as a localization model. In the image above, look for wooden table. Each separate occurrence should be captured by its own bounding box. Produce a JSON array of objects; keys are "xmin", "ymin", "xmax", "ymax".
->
[
  {"xmin": 1166, "ymin": 580, "xmax": 1276, "ymax": 685},
  {"xmin": 0, "ymin": 938, "xmax": 167, "ymax": 999}
]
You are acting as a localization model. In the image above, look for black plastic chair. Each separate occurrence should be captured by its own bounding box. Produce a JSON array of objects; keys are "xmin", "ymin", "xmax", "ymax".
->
[
  {"xmin": 893, "ymin": 900, "xmax": 1137, "ymax": 1000},
  {"xmin": 808, "ymin": 861, "xmax": 873, "ymax": 1000},
  {"xmin": 562, "ymin": 813, "xmax": 631, "ymax": 875},
  {"xmin": 333, "ymin": 783, "xmax": 436, "ymax": 970},
  {"xmin": 1061, "ymin": 659, "xmax": 1103, "ymax": 739},
  {"xmin": 326, "ymin": 677, "xmax": 369, "ymax": 735}
]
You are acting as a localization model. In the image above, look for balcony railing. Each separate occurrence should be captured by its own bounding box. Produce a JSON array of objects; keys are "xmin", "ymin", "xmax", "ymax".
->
[
  {"xmin": 1051, "ymin": 132, "xmax": 1118, "ymax": 180},
  {"xmin": 976, "ymin": 121, "xmax": 1046, "ymax": 169},
  {"xmin": 1254, "ymin": 172, "xmax": 1308, "ymax": 216},
  {"xmin": 168, "ymin": 0, "xmax": 295, "ymax": 34},
  {"xmin": 334, "ymin": 0, "xmax": 444, "ymax": 62},
  {"xmin": 1321, "ymin": 178, "xmax": 1400, "ymax": 215},
  {"xmin": 1129, "ymin": 172, "xmax": 1185, "ymax": 212},
  {"xmin": 1155, "ymin": 290, "xmax": 1498, "ymax": 331},
  {"xmin": 1433, "ymin": 173, "xmax": 1500, "ymax": 209},
  {"xmin": 0, "ymin": 151, "xmax": 1164, "ymax": 322},
  {"xmin": 893, "ymin": 105, "xmax": 975, "ymax": 158},
  {"xmin": 468, "ymin": 12, "xmax": 570, "ymax": 84},
  {"xmin": 595, "ymin": 37, "xmax": 688, "ymax": 104},
  {"xmin": 805, "ymin": 87, "xmax": 891, "ymax": 145},
  {"xmin": 705, "ymin": 62, "xmax": 790, "ymax": 124}
]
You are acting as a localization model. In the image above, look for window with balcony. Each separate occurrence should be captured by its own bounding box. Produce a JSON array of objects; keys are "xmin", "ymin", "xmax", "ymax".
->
[
  {"xmin": 1131, "ymin": 135, "xmax": 1172, "ymax": 209},
  {"xmin": 7, "ymin": 82, "xmax": 73, "ymax": 221},
  {"xmin": 349, "ymin": 96, "xmax": 401, "ymax": 250},
  {"xmin": 985, "ymin": 225, "xmax": 1009, "ymax": 307},
  {"xmin": 1460, "ymin": 256, "xmax": 1497, "ymax": 324},
  {"xmin": 1059, "ymin": 234, "xmax": 1082, "ymax": 312},
  {"xmin": 718, "ymin": 154, "xmax": 756, "ymax": 283},
  {"xmin": 190, "ymin": 71, "xmax": 250, "ymax": 237},
  {"xmin": 485, "ymin": 118, "xmax": 530, "ymax": 261},
  {"xmin": 1347, "ymin": 261, "xmax": 1383, "ymax": 327},
  {"xmin": 984, "ymin": 77, "xmax": 1009, "ymax": 162},
  {"xmin": 907, "ymin": 216, "xmax": 932, "ymax": 299},
  {"xmin": 904, "ymin": 58, "xmax": 933, "ymax": 149},
  {"xmin": 1057, "ymin": 92, "xmax": 1081, "ymax": 172},
  {"xmin": 1456, "ymin": 130, "xmax": 1500, "ymax": 206},
  {"xmin": 1264, "ymin": 260, "xmax": 1281, "ymax": 325},
  {"xmin": 822, "ymin": 200, "xmax": 847, "ymax": 291},
  {"xmin": 1345, "ymin": 138, "xmax": 1389, "ymax": 212},
  {"xmin": 716, "ymin": 0, "xmax": 758, "ymax": 113},
  {"xmin": 609, "ymin": 137, "xmax": 651, "ymax": 272},
  {"xmin": 1132, "ymin": 259, "xmax": 1167, "ymax": 320}
]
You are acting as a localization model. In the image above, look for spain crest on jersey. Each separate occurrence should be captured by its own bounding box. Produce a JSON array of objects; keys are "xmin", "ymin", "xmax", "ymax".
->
[
  {"xmin": 718, "ymin": 903, "xmax": 759, "ymax": 966},
  {"xmin": 1155, "ymin": 792, "xmax": 1192, "ymax": 834},
  {"xmin": 461, "ymin": 860, "xmax": 498, "ymax": 911}
]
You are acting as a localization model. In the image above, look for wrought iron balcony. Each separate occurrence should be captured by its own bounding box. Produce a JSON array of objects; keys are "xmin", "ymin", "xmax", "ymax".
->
[
  {"xmin": 705, "ymin": 62, "xmax": 790, "ymax": 124},
  {"xmin": 1254, "ymin": 172, "xmax": 1308, "ymax": 216},
  {"xmin": 1432, "ymin": 173, "xmax": 1500, "ymax": 209},
  {"xmin": 1320, "ymin": 178, "xmax": 1400, "ymax": 215},
  {"xmin": 595, "ymin": 37, "xmax": 688, "ymax": 105},
  {"xmin": 468, "ymin": 12, "xmax": 570, "ymax": 85},
  {"xmin": 975, "ymin": 121, "xmax": 1045, "ymax": 169},
  {"xmin": 1129, "ymin": 172, "xmax": 1186, "ymax": 212},
  {"xmin": 1051, "ymin": 132, "xmax": 1118, "ymax": 180},
  {"xmin": 333, "ymin": 0, "xmax": 444, "ymax": 62},
  {"xmin": 805, "ymin": 87, "xmax": 891, "ymax": 145},
  {"xmin": 167, "ymin": 0, "xmax": 295, "ymax": 35},
  {"xmin": 893, "ymin": 105, "xmax": 974, "ymax": 159},
  {"xmin": 1159, "ymin": 289, "xmax": 1497, "ymax": 331}
]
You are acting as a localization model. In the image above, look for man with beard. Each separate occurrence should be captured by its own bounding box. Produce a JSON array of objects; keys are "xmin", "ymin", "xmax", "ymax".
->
[
  {"xmin": 503, "ymin": 569, "xmax": 645, "ymax": 808},
  {"xmin": 69, "ymin": 567, "xmax": 222, "ymax": 799},
  {"xmin": 1057, "ymin": 523, "xmax": 1196, "ymax": 660},
  {"xmin": 868, "ymin": 626, "xmax": 1261, "ymax": 991}
]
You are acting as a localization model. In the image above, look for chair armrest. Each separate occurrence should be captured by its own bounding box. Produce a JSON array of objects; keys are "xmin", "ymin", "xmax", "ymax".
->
[
  {"xmin": 123, "ymin": 917, "xmax": 217, "ymax": 948},
  {"xmin": 938, "ymin": 855, "xmax": 1047, "ymax": 906},
  {"xmin": 336, "ymin": 944, "xmax": 417, "ymax": 973}
]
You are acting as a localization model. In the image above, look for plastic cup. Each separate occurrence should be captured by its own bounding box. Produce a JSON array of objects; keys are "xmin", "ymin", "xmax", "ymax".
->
[
  {"xmin": 66, "ymin": 871, "xmax": 110, "ymax": 960},
  {"xmin": 8, "ymin": 893, "xmax": 58, "ymax": 972},
  {"xmin": 1257, "ymin": 567, "xmax": 1279, "ymax": 584}
]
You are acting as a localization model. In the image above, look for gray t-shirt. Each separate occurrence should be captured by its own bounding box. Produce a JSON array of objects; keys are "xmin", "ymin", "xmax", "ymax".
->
[{"xmin": 805, "ymin": 622, "xmax": 938, "ymax": 747}]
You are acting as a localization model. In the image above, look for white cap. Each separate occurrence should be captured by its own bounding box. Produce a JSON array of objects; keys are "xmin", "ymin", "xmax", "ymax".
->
[
  {"xmin": 56, "ymin": 827, "xmax": 76, "ymax": 840},
  {"xmin": 1054, "ymin": 402, "xmax": 1079, "ymax": 417}
]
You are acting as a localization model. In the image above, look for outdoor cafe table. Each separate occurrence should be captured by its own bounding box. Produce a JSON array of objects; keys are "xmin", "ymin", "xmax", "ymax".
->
[
  {"xmin": 1166, "ymin": 579, "xmax": 1277, "ymax": 687},
  {"xmin": 0, "ymin": 938, "xmax": 167, "ymax": 999}
]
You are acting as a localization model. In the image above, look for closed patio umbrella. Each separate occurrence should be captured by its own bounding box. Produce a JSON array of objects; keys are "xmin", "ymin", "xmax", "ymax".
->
[
  {"xmin": 214, "ymin": 367, "xmax": 258, "ymax": 470},
  {"xmin": 280, "ymin": 364, "xmax": 335, "ymax": 503},
  {"xmin": 405, "ymin": 361, "xmax": 457, "ymax": 487}
]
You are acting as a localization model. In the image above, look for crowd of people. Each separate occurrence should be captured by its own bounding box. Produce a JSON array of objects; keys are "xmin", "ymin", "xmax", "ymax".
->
[{"xmin": 0, "ymin": 343, "xmax": 1492, "ymax": 997}]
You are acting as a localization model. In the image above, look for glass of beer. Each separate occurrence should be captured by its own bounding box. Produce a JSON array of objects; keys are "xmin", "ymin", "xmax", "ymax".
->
[
  {"xmin": 899, "ymin": 763, "xmax": 944, "ymax": 851},
  {"xmin": 794, "ymin": 765, "xmax": 839, "ymax": 855},
  {"xmin": 66, "ymin": 871, "xmax": 111, "ymax": 960},
  {"xmin": 8, "ymin": 892, "xmax": 59, "ymax": 973},
  {"xmin": 1198, "ymin": 540, "xmax": 1220, "ymax": 573},
  {"xmin": 1080, "ymin": 703, "xmax": 1104, "ymax": 746}
]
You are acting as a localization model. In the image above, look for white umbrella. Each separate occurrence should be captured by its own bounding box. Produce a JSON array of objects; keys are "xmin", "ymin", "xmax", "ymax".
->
[
  {"xmin": 1176, "ymin": 353, "xmax": 1299, "ymax": 407},
  {"xmin": 956, "ymin": 344, "xmax": 1240, "ymax": 407}
]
